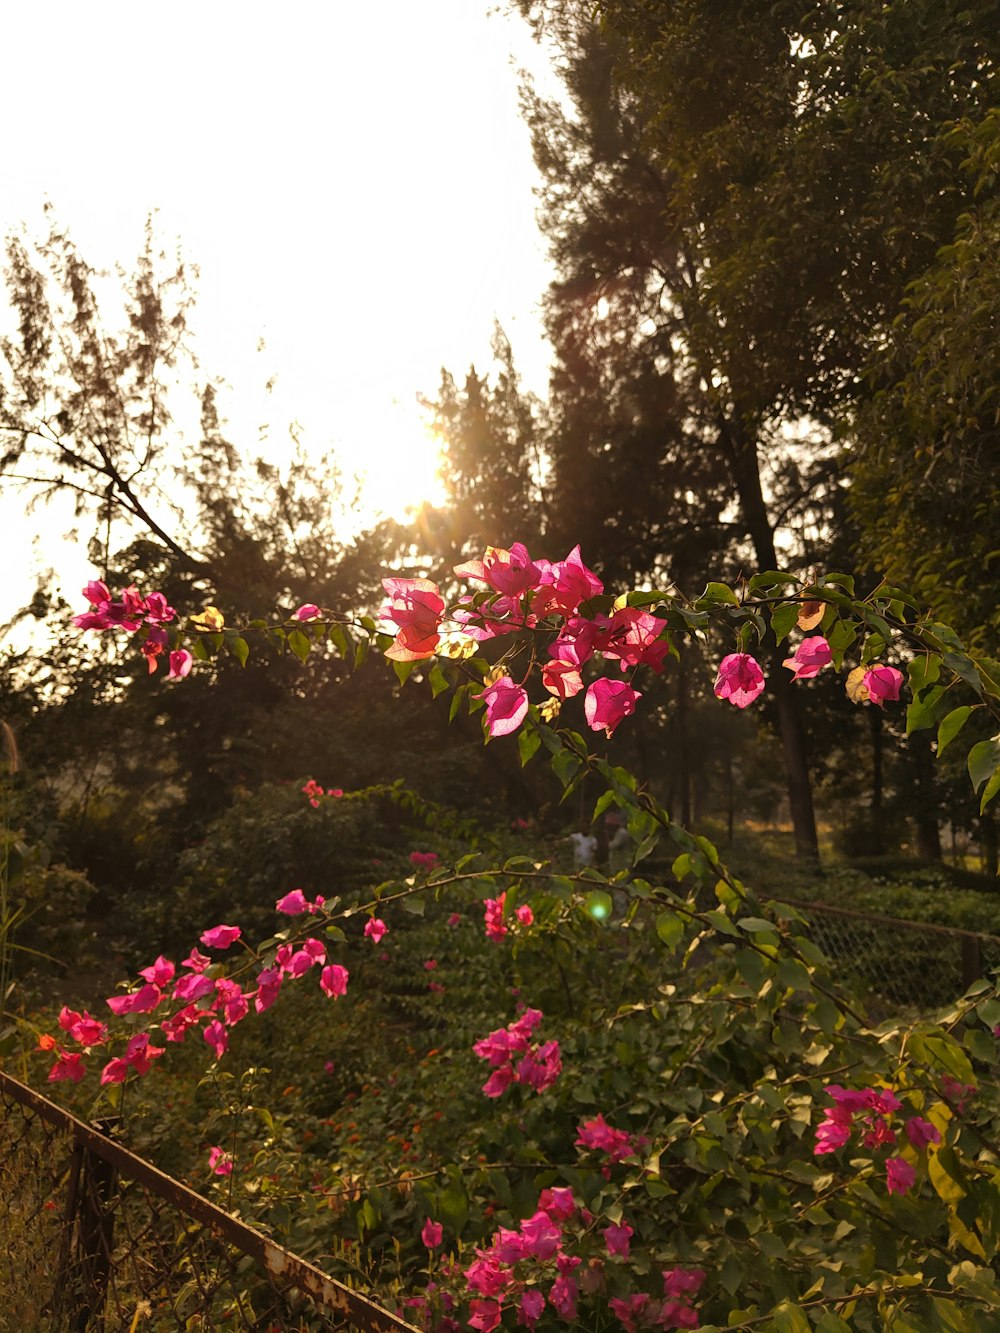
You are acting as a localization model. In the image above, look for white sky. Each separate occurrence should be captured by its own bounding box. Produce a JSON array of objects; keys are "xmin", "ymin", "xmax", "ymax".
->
[{"xmin": 0, "ymin": 0, "xmax": 556, "ymax": 628}]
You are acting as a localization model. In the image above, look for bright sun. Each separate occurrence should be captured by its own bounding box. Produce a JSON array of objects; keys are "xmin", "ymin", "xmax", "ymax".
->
[{"xmin": 349, "ymin": 402, "xmax": 448, "ymax": 527}]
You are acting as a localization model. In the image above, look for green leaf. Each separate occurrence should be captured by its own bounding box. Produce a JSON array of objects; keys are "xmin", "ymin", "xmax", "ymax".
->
[
  {"xmin": 227, "ymin": 634, "xmax": 249, "ymax": 667},
  {"xmin": 699, "ymin": 581, "xmax": 740, "ymax": 606},
  {"xmin": 767, "ymin": 1302, "xmax": 811, "ymax": 1333},
  {"xmin": 551, "ymin": 749, "xmax": 581, "ymax": 788},
  {"xmin": 656, "ymin": 911, "xmax": 685, "ymax": 950},
  {"xmin": 980, "ymin": 768, "xmax": 1000, "ymax": 814},
  {"xmin": 937, "ymin": 706, "xmax": 975, "ymax": 756},
  {"xmin": 769, "ymin": 602, "xmax": 801, "ymax": 644},
  {"xmin": 328, "ymin": 623, "xmax": 350, "ymax": 657},
  {"xmin": 519, "ymin": 728, "xmax": 541, "ymax": 767},
  {"xmin": 968, "ymin": 738, "xmax": 1000, "ymax": 794},
  {"xmin": 393, "ymin": 658, "xmax": 418, "ymax": 686},
  {"xmin": 400, "ymin": 895, "xmax": 425, "ymax": 916},
  {"xmin": 287, "ymin": 628, "xmax": 311, "ymax": 663},
  {"xmin": 908, "ymin": 654, "xmax": 941, "ymax": 696},
  {"xmin": 943, "ymin": 651, "xmax": 984, "ymax": 698},
  {"xmin": 428, "ymin": 663, "xmax": 450, "ymax": 698},
  {"xmin": 906, "ymin": 685, "xmax": 947, "ymax": 734}
]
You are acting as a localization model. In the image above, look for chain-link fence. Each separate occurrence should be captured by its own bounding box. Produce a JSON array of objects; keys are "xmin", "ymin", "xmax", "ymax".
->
[
  {"xmin": 0, "ymin": 1069, "xmax": 419, "ymax": 1333},
  {"xmin": 766, "ymin": 895, "xmax": 1000, "ymax": 1011}
]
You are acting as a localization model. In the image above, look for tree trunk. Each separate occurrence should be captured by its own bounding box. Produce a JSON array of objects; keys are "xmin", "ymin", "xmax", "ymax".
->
[
  {"xmin": 910, "ymin": 731, "xmax": 942, "ymax": 862},
  {"xmin": 720, "ymin": 413, "xmax": 820, "ymax": 861}
]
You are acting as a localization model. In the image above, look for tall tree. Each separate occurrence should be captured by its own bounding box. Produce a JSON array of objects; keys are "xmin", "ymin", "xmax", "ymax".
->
[{"xmin": 509, "ymin": 0, "xmax": 1000, "ymax": 857}]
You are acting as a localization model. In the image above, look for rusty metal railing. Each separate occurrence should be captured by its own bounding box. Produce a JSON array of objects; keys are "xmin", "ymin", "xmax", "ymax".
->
[{"xmin": 0, "ymin": 1068, "xmax": 419, "ymax": 1332}]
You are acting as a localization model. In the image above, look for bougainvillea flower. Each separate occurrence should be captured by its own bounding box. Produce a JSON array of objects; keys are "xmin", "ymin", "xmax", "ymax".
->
[
  {"xmin": 48, "ymin": 1050, "xmax": 87, "ymax": 1083},
  {"xmin": 380, "ymin": 577, "xmax": 445, "ymax": 661},
  {"xmin": 467, "ymin": 1300, "xmax": 503, "ymax": 1332},
  {"xmin": 200, "ymin": 924, "xmax": 242, "ymax": 950},
  {"xmin": 603, "ymin": 1222, "xmax": 633, "ymax": 1258},
  {"xmin": 421, "ymin": 1218, "xmax": 444, "ymax": 1248},
  {"xmin": 905, "ymin": 1116, "xmax": 941, "ymax": 1149},
  {"xmin": 515, "ymin": 904, "xmax": 534, "ymax": 926},
  {"xmin": 275, "ymin": 889, "xmax": 325, "ymax": 915},
  {"xmin": 167, "ymin": 649, "xmax": 193, "ymax": 680},
  {"xmin": 575, "ymin": 1113, "xmax": 635, "ymax": 1161},
  {"xmin": 885, "ymin": 1156, "xmax": 916, "ymax": 1195},
  {"xmin": 662, "ymin": 1268, "xmax": 705, "ymax": 1299},
  {"xmin": 602, "ymin": 607, "xmax": 671, "ymax": 673},
  {"xmin": 483, "ymin": 892, "xmax": 507, "ymax": 942},
  {"xmin": 107, "ymin": 984, "xmax": 162, "ymax": 1016},
  {"xmin": 542, "ymin": 658, "xmax": 584, "ymax": 700},
  {"xmin": 714, "ymin": 653, "xmax": 766, "ymax": 708},
  {"xmin": 160, "ymin": 1003, "xmax": 205, "ymax": 1043},
  {"xmin": 863, "ymin": 665, "xmax": 905, "ymax": 707},
  {"xmin": 100, "ymin": 1057, "xmax": 130, "ymax": 1085},
  {"xmin": 534, "ymin": 545, "xmax": 603, "ymax": 617},
  {"xmin": 203, "ymin": 1019, "xmax": 228, "ymax": 1060},
  {"xmin": 124, "ymin": 1031, "xmax": 165, "ymax": 1075},
  {"xmin": 141, "ymin": 625, "xmax": 169, "ymax": 673},
  {"xmin": 139, "ymin": 955, "xmax": 176, "ymax": 987},
  {"xmin": 254, "ymin": 967, "xmax": 283, "ymax": 1014},
  {"xmin": 537, "ymin": 1187, "xmax": 575, "ymax": 1220},
  {"xmin": 584, "ymin": 678, "xmax": 641, "ymax": 737},
  {"xmin": 783, "ymin": 635, "xmax": 832, "ymax": 681},
  {"xmin": 320, "ymin": 964, "xmax": 349, "ymax": 998},
  {"xmin": 208, "ymin": 1146, "xmax": 233, "ymax": 1176},
  {"xmin": 454, "ymin": 543, "xmax": 541, "ymax": 598},
  {"xmin": 519, "ymin": 1210, "xmax": 562, "ymax": 1261},
  {"xmin": 519, "ymin": 1291, "xmax": 546, "ymax": 1329},
  {"xmin": 58, "ymin": 1007, "xmax": 109, "ymax": 1046},
  {"xmin": 172, "ymin": 973, "xmax": 215, "ymax": 1004},
  {"xmin": 143, "ymin": 592, "xmax": 176, "ymax": 624},
  {"xmin": 608, "ymin": 1294, "xmax": 650, "ymax": 1332},
  {"xmin": 548, "ymin": 1272, "xmax": 579, "ymax": 1321},
  {"xmin": 364, "ymin": 917, "xmax": 387, "ymax": 944},
  {"xmin": 294, "ymin": 603, "xmax": 321, "ymax": 621},
  {"xmin": 409, "ymin": 850, "xmax": 440, "ymax": 870},
  {"xmin": 181, "ymin": 948, "xmax": 212, "ymax": 973},
  {"xmin": 474, "ymin": 676, "xmax": 529, "ymax": 738}
]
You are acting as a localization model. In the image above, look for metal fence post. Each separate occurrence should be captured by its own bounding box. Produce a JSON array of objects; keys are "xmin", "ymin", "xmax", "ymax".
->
[
  {"xmin": 961, "ymin": 936, "xmax": 983, "ymax": 990},
  {"xmin": 67, "ymin": 1116, "xmax": 120, "ymax": 1332}
]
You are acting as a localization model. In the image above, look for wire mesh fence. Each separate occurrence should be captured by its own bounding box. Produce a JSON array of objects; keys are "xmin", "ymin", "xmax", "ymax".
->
[
  {"xmin": 765, "ymin": 895, "xmax": 1000, "ymax": 1011},
  {"xmin": 0, "ymin": 1070, "xmax": 419, "ymax": 1333}
]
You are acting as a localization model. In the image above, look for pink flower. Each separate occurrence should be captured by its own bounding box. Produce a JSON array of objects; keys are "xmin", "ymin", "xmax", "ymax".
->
[
  {"xmin": 172, "ymin": 973, "xmax": 215, "ymax": 1004},
  {"xmin": 548, "ymin": 1273, "xmax": 578, "ymax": 1321},
  {"xmin": 364, "ymin": 917, "xmax": 387, "ymax": 944},
  {"xmin": 468, "ymin": 1300, "xmax": 502, "ymax": 1333},
  {"xmin": 254, "ymin": 967, "xmax": 283, "ymax": 1014},
  {"xmin": 139, "ymin": 955, "xmax": 175, "ymax": 987},
  {"xmin": 143, "ymin": 591, "xmax": 175, "ymax": 624},
  {"xmin": 421, "ymin": 1218, "xmax": 444, "ymax": 1248},
  {"xmin": 609, "ymin": 1294, "xmax": 651, "ymax": 1333},
  {"xmin": 714, "ymin": 653, "xmax": 765, "ymax": 708},
  {"xmin": 423, "ymin": 959, "xmax": 438, "ymax": 970},
  {"xmin": 181, "ymin": 948, "xmax": 212, "ymax": 973},
  {"xmin": 294, "ymin": 603, "xmax": 321, "ymax": 621},
  {"xmin": 100, "ymin": 1057, "xmax": 130, "ymax": 1085},
  {"xmin": 208, "ymin": 1146, "xmax": 233, "ymax": 1176},
  {"xmin": 603, "ymin": 1222, "xmax": 633, "ymax": 1258},
  {"xmin": 864, "ymin": 665, "xmax": 904, "ymax": 707},
  {"xmin": 48, "ymin": 1051, "xmax": 87, "ymax": 1083},
  {"xmin": 123, "ymin": 1031, "xmax": 164, "ymax": 1075},
  {"xmin": 520, "ymin": 1210, "xmax": 562, "ymax": 1261},
  {"xmin": 167, "ymin": 649, "xmax": 193, "ymax": 680},
  {"xmin": 276, "ymin": 889, "xmax": 324, "ymax": 915},
  {"xmin": 783, "ymin": 635, "xmax": 832, "ymax": 680},
  {"xmin": 518, "ymin": 1290, "xmax": 546, "ymax": 1329},
  {"xmin": 515, "ymin": 904, "xmax": 534, "ymax": 926},
  {"xmin": 409, "ymin": 851, "xmax": 440, "ymax": 870},
  {"xmin": 447, "ymin": 912, "xmax": 462, "ymax": 927},
  {"xmin": 905, "ymin": 1116, "xmax": 941, "ymax": 1149},
  {"xmin": 455, "ymin": 543, "xmax": 542, "ymax": 598},
  {"xmin": 203, "ymin": 1019, "xmax": 228, "ymax": 1060},
  {"xmin": 537, "ymin": 1187, "xmax": 575, "ymax": 1220},
  {"xmin": 106, "ymin": 984, "xmax": 162, "ymax": 1016},
  {"xmin": 535, "ymin": 544, "xmax": 603, "ymax": 617},
  {"xmin": 662, "ymin": 1269, "xmax": 705, "ymax": 1299},
  {"xmin": 886, "ymin": 1156, "xmax": 916, "ymax": 1195},
  {"xmin": 380, "ymin": 577, "xmax": 445, "ymax": 661},
  {"xmin": 584, "ymin": 678, "xmax": 641, "ymax": 737},
  {"xmin": 200, "ymin": 924, "xmax": 241, "ymax": 950},
  {"xmin": 320, "ymin": 964, "xmax": 349, "ymax": 998},
  {"xmin": 601, "ymin": 607, "xmax": 671, "ymax": 672},
  {"xmin": 474, "ymin": 676, "xmax": 529, "ymax": 738},
  {"xmin": 58, "ymin": 1007, "xmax": 108, "ymax": 1047},
  {"xmin": 575, "ymin": 1113, "xmax": 635, "ymax": 1162},
  {"xmin": 484, "ymin": 893, "xmax": 507, "ymax": 942},
  {"xmin": 542, "ymin": 658, "xmax": 584, "ymax": 700}
]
